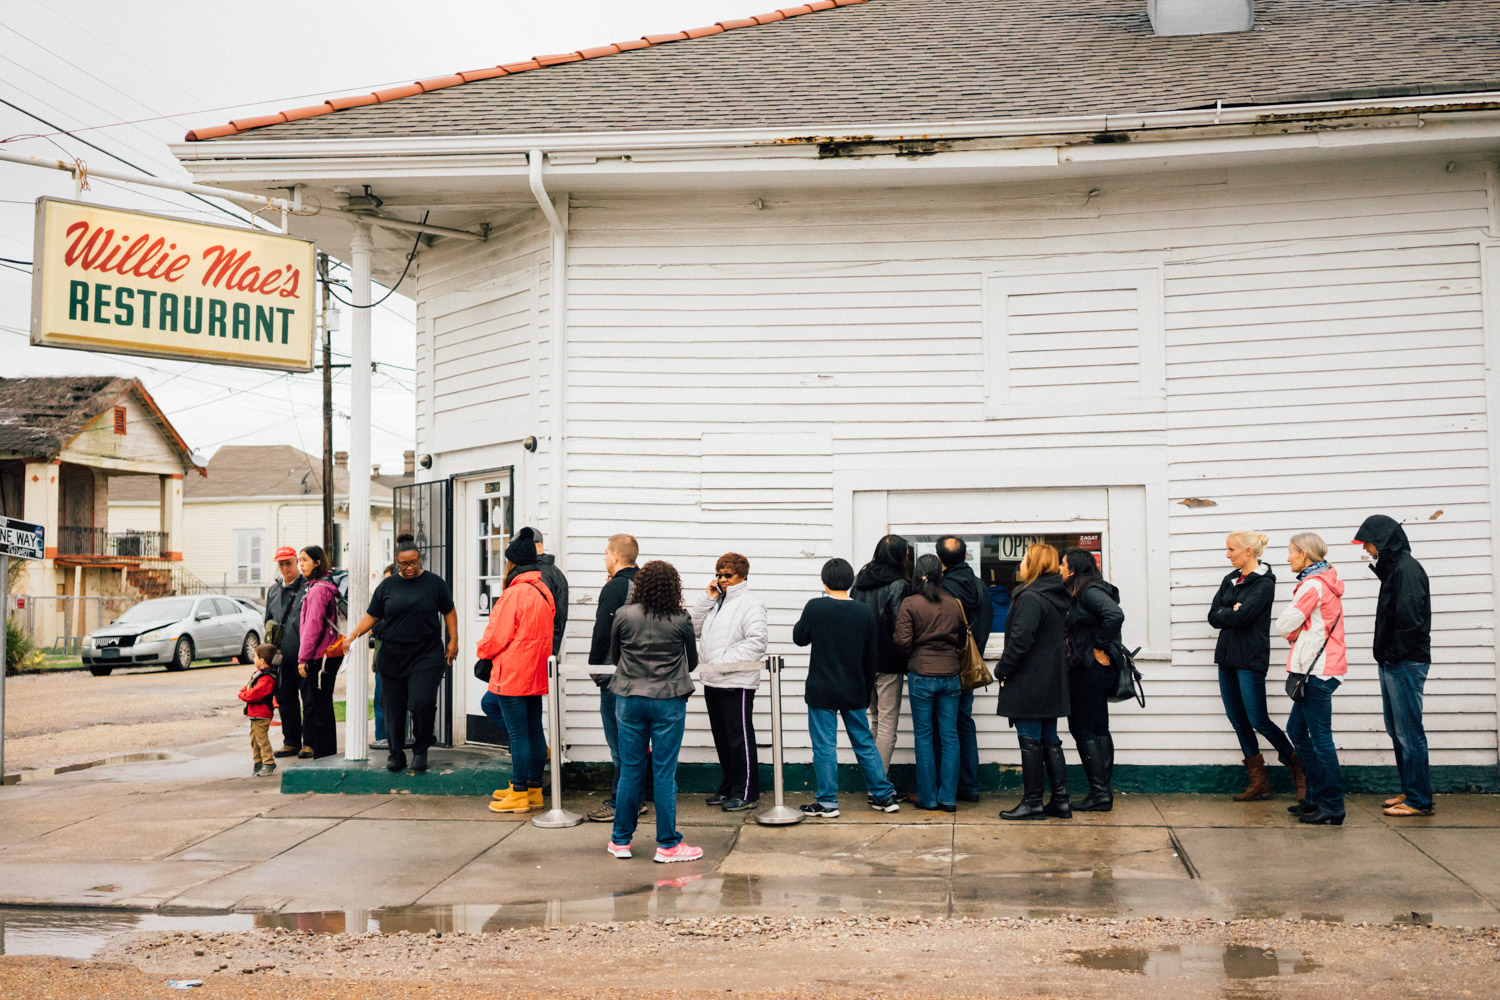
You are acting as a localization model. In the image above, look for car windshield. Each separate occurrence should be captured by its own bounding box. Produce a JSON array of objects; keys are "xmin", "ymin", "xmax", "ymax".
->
[{"xmin": 114, "ymin": 597, "xmax": 195, "ymax": 624}]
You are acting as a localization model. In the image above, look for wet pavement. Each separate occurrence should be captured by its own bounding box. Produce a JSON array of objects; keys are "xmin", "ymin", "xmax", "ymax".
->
[{"xmin": 1, "ymin": 733, "xmax": 1498, "ymax": 954}]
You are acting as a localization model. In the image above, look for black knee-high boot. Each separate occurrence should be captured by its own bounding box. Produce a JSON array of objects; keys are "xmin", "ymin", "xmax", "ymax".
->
[
  {"xmin": 1001, "ymin": 737, "xmax": 1047, "ymax": 821},
  {"xmin": 1042, "ymin": 742, "xmax": 1073, "ymax": 819},
  {"xmin": 1075, "ymin": 738, "xmax": 1113, "ymax": 812}
]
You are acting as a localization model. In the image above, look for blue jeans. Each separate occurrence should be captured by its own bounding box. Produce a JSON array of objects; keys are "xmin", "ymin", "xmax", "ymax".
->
[
  {"xmin": 1287, "ymin": 675, "xmax": 1343, "ymax": 814},
  {"xmin": 481, "ymin": 691, "xmax": 545, "ymax": 789},
  {"xmin": 1379, "ymin": 661, "xmax": 1433, "ymax": 811},
  {"xmin": 373, "ymin": 673, "xmax": 385, "ymax": 742},
  {"xmin": 599, "ymin": 687, "xmax": 653, "ymax": 807},
  {"xmin": 928, "ymin": 688, "xmax": 979, "ymax": 796},
  {"xmin": 908, "ymin": 673, "xmax": 961, "ymax": 808},
  {"xmin": 612, "ymin": 696, "xmax": 686, "ymax": 849},
  {"xmin": 1218, "ymin": 667, "xmax": 1297, "ymax": 761},
  {"xmin": 1013, "ymin": 718, "xmax": 1060, "ymax": 744},
  {"xmin": 808, "ymin": 706, "xmax": 896, "ymax": 807}
]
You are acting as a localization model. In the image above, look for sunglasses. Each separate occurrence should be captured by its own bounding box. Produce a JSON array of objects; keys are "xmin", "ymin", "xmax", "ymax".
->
[{"xmin": 715, "ymin": 571, "xmax": 736, "ymax": 579}]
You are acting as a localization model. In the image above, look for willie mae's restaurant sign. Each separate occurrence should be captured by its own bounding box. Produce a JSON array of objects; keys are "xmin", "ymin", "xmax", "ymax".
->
[{"xmin": 31, "ymin": 198, "xmax": 316, "ymax": 372}]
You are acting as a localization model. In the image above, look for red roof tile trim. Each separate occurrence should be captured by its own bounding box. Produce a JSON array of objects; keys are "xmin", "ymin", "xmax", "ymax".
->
[{"xmin": 184, "ymin": 0, "xmax": 868, "ymax": 141}]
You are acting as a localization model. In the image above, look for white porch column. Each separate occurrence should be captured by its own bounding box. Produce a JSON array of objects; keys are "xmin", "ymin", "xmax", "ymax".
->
[
  {"xmin": 21, "ymin": 461, "xmax": 59, "ymax": 640},
  {"xmin": 345, "ymin": 224, "xmax": 373, "ymax": 762},
  {"xmin": 159, "ymin": 474, "xmax": 184, "ymax": 562}
]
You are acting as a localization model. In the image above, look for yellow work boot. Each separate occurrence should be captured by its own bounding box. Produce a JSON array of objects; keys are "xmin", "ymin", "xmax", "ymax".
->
[
  {"xmin": 489, "ymin": 784, "xmax": 531, "ymax": 813},
  {"xmin": 528, "ymin": 786, "xmax": 545, "ymax": 809}
]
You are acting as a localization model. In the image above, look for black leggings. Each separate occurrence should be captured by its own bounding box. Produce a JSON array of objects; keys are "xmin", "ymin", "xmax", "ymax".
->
[
  {"xmin": 1067, "ymin": 660, "xmax": 1114, "ymax": 743},
  {"xmin": 300, "ymin": 656, "xmax": 343, "ymax": 758},
  {"xmin": 382, "ymin": 667, "xmax": 444, "ymax": 756}
]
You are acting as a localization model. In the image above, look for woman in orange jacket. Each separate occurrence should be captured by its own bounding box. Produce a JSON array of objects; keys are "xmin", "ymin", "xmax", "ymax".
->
[{"xmin": 479, "ymin": 531, "xmax": 556, "ymax": 814}]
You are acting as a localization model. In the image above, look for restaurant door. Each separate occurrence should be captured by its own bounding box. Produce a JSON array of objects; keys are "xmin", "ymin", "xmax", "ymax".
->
[{"xmin": 454, "ymin": 468, "xmax": 514, "ymax": 746}]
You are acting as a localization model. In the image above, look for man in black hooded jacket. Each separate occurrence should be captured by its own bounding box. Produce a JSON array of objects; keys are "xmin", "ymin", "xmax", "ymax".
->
[
  {"xmin": 1353, "ymin": 515, "xmax": 1433, "ymax": 816},
  {"xmin": 938, "ymin": 536, "xmax": 992, "ymax": 802},
  {"xmin": 851, "ymin": 535, "xmax": 912, "ymax": 775}
]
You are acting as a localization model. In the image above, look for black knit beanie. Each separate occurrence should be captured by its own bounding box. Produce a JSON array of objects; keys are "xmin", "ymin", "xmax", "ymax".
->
[{"xmin": 504, "ymin": 526, "xmax": 538, "ymax": 567}]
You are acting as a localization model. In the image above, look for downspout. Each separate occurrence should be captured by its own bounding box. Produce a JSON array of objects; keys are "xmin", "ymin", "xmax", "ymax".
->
[{"xmin": 528, "ymin": 149, "xmax": 568, "ymax": 590}]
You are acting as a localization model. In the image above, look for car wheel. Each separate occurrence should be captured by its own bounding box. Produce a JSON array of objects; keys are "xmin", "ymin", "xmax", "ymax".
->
[
  {"xmin": 236, "ymin": 631, "xmax": 260, "ymax": 664},
  {"xmin": 89, "ymin": 665, "xmax": 114, "ymax": 677},
  {"xmin": 168, "ymin": 637, "xmax": 194, "ymax": 671}
]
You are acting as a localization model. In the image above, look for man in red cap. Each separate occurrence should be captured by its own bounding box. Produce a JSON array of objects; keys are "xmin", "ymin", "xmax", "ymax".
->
[{"xmin": 265, "ymin": 545, "xmax": 309, "ymax": 758}]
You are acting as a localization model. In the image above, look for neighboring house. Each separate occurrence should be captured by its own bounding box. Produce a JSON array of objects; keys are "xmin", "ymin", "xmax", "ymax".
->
[
  {"xmin": 171, "ymin": 0, "xmax": 1500, "ymax": 785},
  {"xmin": 0, "ymin": 376, "xmax": 200, "ymax": 646},
  {"xmin": 109, "ymin": 445, "xmax": 402, "ymax": 599}
]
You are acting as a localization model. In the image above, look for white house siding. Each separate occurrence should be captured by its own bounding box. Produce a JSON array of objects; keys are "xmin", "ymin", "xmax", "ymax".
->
[{"xmin": 426, "ymin": 154, "xmax": 1498, "ymax": 773}]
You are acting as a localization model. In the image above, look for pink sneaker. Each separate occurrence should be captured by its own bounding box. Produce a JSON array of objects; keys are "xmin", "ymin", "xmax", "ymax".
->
[
  {"xmin": 607, "ymin": 841, "xmax": 632, "ymax": 859},
  {"xmin": 653, "ymin": 843, "xmax": 704, "ymax": 864}
]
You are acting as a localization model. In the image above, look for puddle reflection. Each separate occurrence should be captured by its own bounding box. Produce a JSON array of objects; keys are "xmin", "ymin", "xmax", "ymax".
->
[{"xmin": 1071, "ymin": 944, "xmax": 1318, "ymax": 979}]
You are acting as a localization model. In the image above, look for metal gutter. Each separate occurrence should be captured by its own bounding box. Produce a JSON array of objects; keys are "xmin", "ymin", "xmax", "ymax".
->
[{"xmin": 528, "ymin": 150, "xmax": 569, "ymax": 577}]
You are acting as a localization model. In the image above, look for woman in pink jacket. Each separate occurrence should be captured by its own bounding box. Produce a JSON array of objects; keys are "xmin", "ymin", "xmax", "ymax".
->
[
  {"xmin": 296, "ymin": 545, "xmax": 343, "ymax": 760},
  {"xmin": 1273, "ymin": 532, "xmax": 1347, "ymax": 825},
  {"xmin": 477, "ymin": 530, "xmax": 556, "ymax": 814}
]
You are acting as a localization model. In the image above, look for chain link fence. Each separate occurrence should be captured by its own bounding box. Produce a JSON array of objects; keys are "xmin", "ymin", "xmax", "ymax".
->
[{"xmin": 6, "ymin": 595, "xmax": 135, "ymax": 653}]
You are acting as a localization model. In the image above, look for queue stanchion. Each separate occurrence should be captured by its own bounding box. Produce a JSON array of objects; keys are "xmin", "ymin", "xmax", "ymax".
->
[
  {"xmin": 533, "ymin": 656, "xmax": 582, "ymax": 829},
  {"xmin": 755, "ymin": 654, "xmax": 804, "ymax": 827}
]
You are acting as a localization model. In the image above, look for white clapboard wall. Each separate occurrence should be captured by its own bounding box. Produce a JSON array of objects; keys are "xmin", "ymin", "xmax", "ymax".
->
[{"xmin": 413, "ymin": 155, "xmax": 1498, "ymax": 770}]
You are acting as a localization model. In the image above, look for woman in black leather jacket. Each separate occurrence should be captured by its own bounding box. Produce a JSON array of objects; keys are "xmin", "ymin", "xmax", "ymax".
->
[{"xmin": 1060, "ymin": 548, "xmax": 1124, "ymax": 812}]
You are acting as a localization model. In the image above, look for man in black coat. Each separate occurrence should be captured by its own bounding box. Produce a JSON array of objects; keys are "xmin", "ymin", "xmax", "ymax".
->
[
  {"xmin": 1354, "ymin": 515, "xmax": 1434, "ymax": 817},
  {"xmin": 529, "ymin": 527, "xmax": 570, "ymax": 659},
  {"xmin": 938, "ymin": 536, "xmax": 992, "ymax": 802},
  {"xmin": 264, "ymin": 546, "xmax": 306, "ymax": 757},
  {"xmin": 585, "ymin": 533, "xmax": 648, "ymax": 823}
]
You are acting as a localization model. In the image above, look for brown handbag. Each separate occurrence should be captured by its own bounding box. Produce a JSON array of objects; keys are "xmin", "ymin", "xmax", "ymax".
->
[{"xmin": 956, "ymin": 602, "xmax": 993, "ymax": 690}]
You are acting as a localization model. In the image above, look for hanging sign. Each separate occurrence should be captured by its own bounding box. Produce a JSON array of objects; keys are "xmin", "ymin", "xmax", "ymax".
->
[
  {"xmin": 995, "ymin": 535, "xmax": 1046, "ymax": 560},
  {"xmin": 30, "ymin": 198, "xmax": 316, "ymax": 372}
]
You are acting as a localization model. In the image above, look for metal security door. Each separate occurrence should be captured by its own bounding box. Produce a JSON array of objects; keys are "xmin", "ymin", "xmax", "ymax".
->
[{"xmin": 392, "ymin": 479, "xmax": 454, "ymax": 745}]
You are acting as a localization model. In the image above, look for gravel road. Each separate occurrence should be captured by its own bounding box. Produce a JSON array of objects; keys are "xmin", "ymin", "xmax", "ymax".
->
[
  {"xmin": 0, "ymin": 915, "xmax": 1477, "ymax": 999},
  {"xmin": 3, "ymin": 661, "xmax": 343, "ymax": 774}
]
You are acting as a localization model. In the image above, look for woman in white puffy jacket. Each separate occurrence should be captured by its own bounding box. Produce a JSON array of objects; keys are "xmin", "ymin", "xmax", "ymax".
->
[{"xmin": 690, "ymin": 552, "xmax": 769, "ymax": 812}]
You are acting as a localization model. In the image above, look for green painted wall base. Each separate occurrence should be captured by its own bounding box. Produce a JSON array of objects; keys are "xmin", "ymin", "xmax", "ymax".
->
[{"xmin": 281, "ymin": 748, "xmax": 1499, "ymax": 797}]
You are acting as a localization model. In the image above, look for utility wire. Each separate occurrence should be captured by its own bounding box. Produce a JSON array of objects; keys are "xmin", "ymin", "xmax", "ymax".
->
[
  {"xmin": 0, "ymin": 95, "xmax": 256, "ymax": 228},
  {"xmin": 318, "ymin": 213, "xmax": 427, "ymax": 309}
]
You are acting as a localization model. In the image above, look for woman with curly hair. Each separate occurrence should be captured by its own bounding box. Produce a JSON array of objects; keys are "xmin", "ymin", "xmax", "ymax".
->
[{"xmin": 606, "ymin": 560, "xmax": 702, "ymax": 863}]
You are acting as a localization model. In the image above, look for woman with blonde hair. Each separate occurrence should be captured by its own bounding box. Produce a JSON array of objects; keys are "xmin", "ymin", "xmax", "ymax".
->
[
  {"xmin": 1208, "ymin": 530, "xmax": 1304, "ymax": 803},
  {"xmin": 1274, "ymin": 532, "xmax": 1348, "ymax": 825},
  {"xmin": 993, "ymin": 543, "xmax": 1073, "ymax": 821}
]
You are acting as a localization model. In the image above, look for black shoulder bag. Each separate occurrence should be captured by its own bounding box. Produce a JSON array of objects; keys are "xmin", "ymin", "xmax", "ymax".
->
[{"xmin": 1285, "ymin": 615, "xmax": 1341, "ymax": 702}]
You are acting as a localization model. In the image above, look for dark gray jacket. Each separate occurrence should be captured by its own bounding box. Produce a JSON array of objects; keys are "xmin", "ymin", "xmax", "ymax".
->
[
  {"xmin": 535, "ymin": 554, "xmax": 569, "ymax": 658},
  {"xmin": 264, "ymin": 574, "xmax": 305, "ymax": 664},
  {"xmin": 608, "ymin": 604, "xmax": 698, "ymax": 699}
]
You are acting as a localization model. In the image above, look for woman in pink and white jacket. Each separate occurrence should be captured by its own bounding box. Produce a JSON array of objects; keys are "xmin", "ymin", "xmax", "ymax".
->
[{"xmin": 1273, "ymin": 532, "xmax": 1347, "ymax": 826}]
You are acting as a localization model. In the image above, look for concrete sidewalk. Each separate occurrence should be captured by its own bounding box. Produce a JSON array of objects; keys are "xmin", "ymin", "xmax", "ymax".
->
[{"xmin": 1, "ymin": 736, "xmax": 1496, "ymax": 930}]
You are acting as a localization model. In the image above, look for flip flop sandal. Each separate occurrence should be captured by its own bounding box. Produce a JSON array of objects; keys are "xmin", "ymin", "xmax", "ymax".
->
[
  {"xmin": 1383, "ymin": 802, "xmax": 1433, "ymax": 817},
  {"xmin": 1384, "ymin": 794, "xmax": 1407, "ymax": 807}
]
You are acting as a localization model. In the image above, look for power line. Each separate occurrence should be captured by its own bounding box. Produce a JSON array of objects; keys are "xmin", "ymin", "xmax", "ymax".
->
[
  {"xmin": 0, "ymin": 95, "xmax": 256, "ymax": 228},
  {"xmin": 318, "ymin": 215, "xmax": 427, "ymax": 310}
]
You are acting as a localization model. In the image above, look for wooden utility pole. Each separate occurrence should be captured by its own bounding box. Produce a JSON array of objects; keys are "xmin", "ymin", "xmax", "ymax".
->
[{"xmin": 320, "ymin": 252, "xmax": 334, "ymax": 558}]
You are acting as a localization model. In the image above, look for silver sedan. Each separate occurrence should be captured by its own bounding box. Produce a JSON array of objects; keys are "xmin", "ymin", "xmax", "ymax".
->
[{"xmin": 82, "ymin": 594, "xmax": 264, "ymax": 676}]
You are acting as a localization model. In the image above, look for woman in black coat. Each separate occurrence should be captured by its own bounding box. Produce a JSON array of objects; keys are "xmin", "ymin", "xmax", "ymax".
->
[
  {"xmin": 1209, "ymin": 530, "xmax": 1303, "ymax": 804},
  {"xmin": 1061, "ymin": 548, "xmax": 1125, "ymax": 812},
  {"xmin": 994, "ymin": 543, "xmax": 1071, "ymax": 821}
]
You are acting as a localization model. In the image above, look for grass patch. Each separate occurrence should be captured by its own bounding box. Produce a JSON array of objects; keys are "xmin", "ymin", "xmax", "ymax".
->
[{"xmin": 332, "ymin": 699, "xmax": 374, "ymax": 723}]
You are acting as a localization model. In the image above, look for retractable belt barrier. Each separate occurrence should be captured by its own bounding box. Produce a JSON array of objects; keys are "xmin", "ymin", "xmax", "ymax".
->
[
  {"xmin": 755, "ymin": 655, "xmax": 804, "ymax": 827},
  {"xmin": 532, "ymin": 656, "xmax": 583, "ymax": 829}
]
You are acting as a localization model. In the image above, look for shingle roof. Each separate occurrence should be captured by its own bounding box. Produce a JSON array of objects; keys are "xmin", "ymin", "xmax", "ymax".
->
[
  {"xmin": 0, "ymin": 376, "xmax": 196, "ymax": 468},
  {"xmin": 191, "ymin": 0, "xmax": 1500, "ymax": 143},
  {"xmin": 110, "ymin": 445, "xmax": 394, "ymax": 502}
]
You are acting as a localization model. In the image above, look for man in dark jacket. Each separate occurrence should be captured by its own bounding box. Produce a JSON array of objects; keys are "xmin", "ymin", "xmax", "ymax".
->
[
  {"xmin": 1354, "ymin": 515, "xmax": 1434, "ymax": 816},
  {"xmin": 264, "ymin": 546, "xmax": 306, "ymax": 757},
  {"xmin": 851, "ymin": 534, "xmax": 912, "ymax": 775},
  {"xmin": 529, "ymin": 528, "xmax": 570, "ymax": 659},
  {"xmin": 938, "ymin": 536, "xmax": 992, "ymax": 802},
  {"xmin": 586, "ymin": 533, "xmax": 648, "ymax": 823}
]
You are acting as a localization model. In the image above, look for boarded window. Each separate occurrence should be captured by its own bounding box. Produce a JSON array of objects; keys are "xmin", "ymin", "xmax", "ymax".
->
[
  {"xmin": 985, "ymin": 267, "xmax": 1163, "ymax": 415},
  {"xmin": 113, "ymin": 406, "xmax": 127, "ymax": 434}
]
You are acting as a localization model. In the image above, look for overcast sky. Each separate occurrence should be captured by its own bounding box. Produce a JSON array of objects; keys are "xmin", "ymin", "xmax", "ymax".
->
[{"xmin": 0, "ymin": 0, "xmax": 753, "ymax": 472}]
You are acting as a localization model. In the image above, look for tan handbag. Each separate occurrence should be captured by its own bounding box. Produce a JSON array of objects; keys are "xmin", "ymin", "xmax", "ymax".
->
[{"xmin": 956, "ymin": 602, "xmax": 993, "ymax": 690}]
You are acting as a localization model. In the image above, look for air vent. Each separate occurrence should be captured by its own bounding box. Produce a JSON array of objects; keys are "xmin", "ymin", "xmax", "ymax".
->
[{"xmin": 1149, "ymin": 0, "xmax": 1254, "ymax": 36}]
